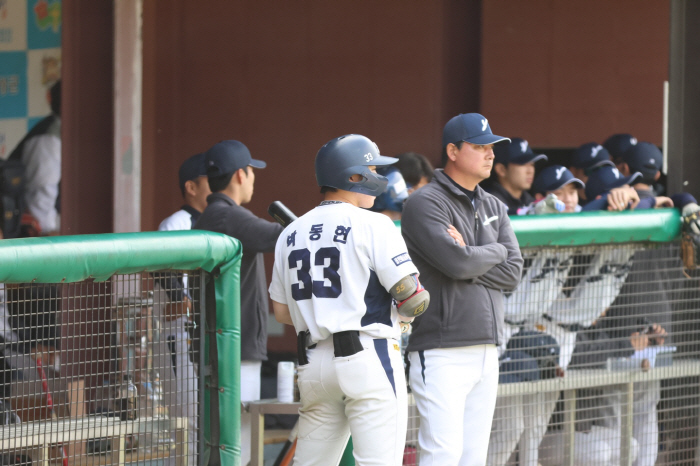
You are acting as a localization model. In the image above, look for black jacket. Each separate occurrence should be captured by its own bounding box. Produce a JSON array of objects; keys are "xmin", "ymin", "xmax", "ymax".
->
[{"xmin": 194, "ymin": 193, "xmax": 283, "ymax": 361}]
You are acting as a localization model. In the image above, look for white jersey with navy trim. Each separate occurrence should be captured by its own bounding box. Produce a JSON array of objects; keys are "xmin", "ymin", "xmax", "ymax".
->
[
  {"xmin": 269, "ymin": 201, "xmax": 418, "ymax": 343},
  {"xmin": 158, "ymin": 207, "xmax": 198, "ymax": 231}
]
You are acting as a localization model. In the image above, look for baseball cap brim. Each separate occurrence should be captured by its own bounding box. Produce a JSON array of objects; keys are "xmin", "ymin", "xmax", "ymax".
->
[
  {"xmin": 590, "ymin": 159, "xmax": 615, "ymax": 170},
  {"xmin": 555, "ymin": 177, "xmax": 585, "ymax": 191},
  {"xmin": 372, "ymin": 155, "xmax": 399, "ymax": 166},
  {"xmin": 249, "ymin": 159, "xmax": 267, "ymax": 169},
  {"xmin": 464, "ymin": 134, "xmax": 511, "ymax": 146},
  {"xmin": 512, "ymin": 153, "xmax": 548, "ymax": 165},
  {"xmin": 623, "ymin": 172, "xmax": 642, "ymax": 186}
]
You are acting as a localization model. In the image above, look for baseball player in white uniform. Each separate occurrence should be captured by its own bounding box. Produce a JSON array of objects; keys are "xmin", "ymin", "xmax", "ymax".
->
[
  {"xmin": 155, "ymin": 152, "xmax": 210, "ymax": 466},
  {"xmin": 269, "ymin": 134, "xmax": 430, "ymax": 466}
]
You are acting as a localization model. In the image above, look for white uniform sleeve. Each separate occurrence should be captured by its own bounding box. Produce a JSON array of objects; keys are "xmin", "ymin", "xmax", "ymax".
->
[
  {"xmin": 158, "ymin": 210, "xmax": 193, "ymax": 231},
  {"xmin": 368, "ymin": 215, "xmax": 419, "ymax": 291},
  {"xmin": 547, "ymin": 247, "xmax": 637, "ymax": 326},
  {"xmin": 22, "ymin": 134, "xmax": 61, "ymax": 232}
]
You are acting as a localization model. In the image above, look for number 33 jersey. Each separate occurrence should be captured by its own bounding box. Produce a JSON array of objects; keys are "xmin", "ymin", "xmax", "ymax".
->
[{"xmin": 269, "ymin": 201, "xmax": 419, "ymax": 343}]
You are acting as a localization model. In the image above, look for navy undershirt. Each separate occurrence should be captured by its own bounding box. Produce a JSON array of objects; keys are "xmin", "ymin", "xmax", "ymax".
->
[{"xmin": 444, "ymin": 173, "xmax": 476, "ymax": 202}]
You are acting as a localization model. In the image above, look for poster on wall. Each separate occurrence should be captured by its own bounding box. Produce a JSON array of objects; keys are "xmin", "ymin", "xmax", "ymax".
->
[{"xmin": 0, "ymin": 0, "xmax": 61, "ymax": 160}]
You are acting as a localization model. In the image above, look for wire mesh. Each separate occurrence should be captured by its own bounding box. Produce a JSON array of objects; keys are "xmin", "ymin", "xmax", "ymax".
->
[
  {"xmin": 0, "ymin": 270, "xmax": 204, "ymax": 466},
  {"xmin": 403, "ymin": 241, "xmax": 700, "ymax": 466}
]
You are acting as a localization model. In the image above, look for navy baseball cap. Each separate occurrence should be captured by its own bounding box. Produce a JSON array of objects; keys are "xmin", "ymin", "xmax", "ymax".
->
[
  {"xmin": 205, "ymin": 140, "xmax": 266, "ymax": 177},
  {"xmin": 442, "ymin": 113, "xmax": 510, "ymax": 148},
  {"xmin": 571, "ymin": 142, "xmax": 615, "ymax": 172},
  {"xmin": 532, "ymin": 165, "xmax": 585, "ymax": 195},
  {"xmin": 603, "ymin": 133, "xmax": 638, "ymax": 160},
  {"xmin": 585, "ymin": 165, "xmax": 641, "ymax": 200},
  {"xmin": 622, "ymin": 142, "xmax": 662, "ymax": 180},
  {"xmin": 178, "ymin": 153, "xmax": 208, "ymax": 192},
  {"xmin": 493, "ymin": 138, "xmax": 548, "ymax": 166}
]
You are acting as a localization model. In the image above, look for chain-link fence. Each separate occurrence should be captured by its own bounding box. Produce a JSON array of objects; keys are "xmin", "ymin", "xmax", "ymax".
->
[
  {"xmin": 0, "ymin": 231, "xmax": 243, "ymax": 466},
  {"xmin": 403, "ymin": 240, "xmax": 700, "ymax": 466}
]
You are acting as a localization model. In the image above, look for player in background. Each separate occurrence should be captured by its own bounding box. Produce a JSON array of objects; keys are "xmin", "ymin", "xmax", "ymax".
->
[
  {"xmin": 154, "ymin": 152, "xmax": 210, "ymax": 466},
  {"xmin": 401, "ymin": 113, "xmax": 523, "ymax": 465},
  {"xmin": 603, "ymin": 133, "xmax": 638, "ymax": 168},
  {"xmin": 394, "ymin": 152, "xmax": 434, "ymax": 195},
  {"xmin": 269, "ymin": 134, "xmax": 429, "ymax": 466},
  {"xmin": 483, "ymin": 138, "xmax": 548, "ymax": 216},
  {"xmin": 194, "ymin": 140, "xmax": 283, "ymax": 465},
  {"xmin": 487, "ymin": 166, "xmax": 584, "ymax": 466}
]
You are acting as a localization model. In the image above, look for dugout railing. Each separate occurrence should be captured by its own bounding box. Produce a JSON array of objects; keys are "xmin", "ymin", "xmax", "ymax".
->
[
  {"xmin": 403, "ymin": 209, "xmax": 700, "ymax": 466},
  {"xmin": 0, "ymin": 231, "xmax": 243, "ymax": 466}
]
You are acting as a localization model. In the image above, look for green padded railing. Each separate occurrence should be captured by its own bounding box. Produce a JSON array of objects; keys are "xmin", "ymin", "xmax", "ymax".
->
[
  {"xmin": 0, "ymin": 230, "xmax": 243, "ymax": 465},
  {"xmin": 395, "ymin": 209, "xmax": 682, "ymax": 247}
]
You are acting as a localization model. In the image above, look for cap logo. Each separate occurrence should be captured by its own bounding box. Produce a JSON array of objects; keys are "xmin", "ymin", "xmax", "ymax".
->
[
  {"xmin": 649, "ymin": 158, "xmax": 655, "ymax": 164},
  {"xmin": 481, "ymin": 118, "xmax": 488, "ymax": 132},
  {"xmin": 591, "ymin": 145, "xmax": 603, "ymax": 158},
  {"xmin": 555, "ymin": 167, "xmax": 566, "ymax": 180},
  {"xmin": 519, "ymin": 140, "xmax": 528, "ymax": 153},
  {"xmin": 631, "ymin": 137, "xmax": 638, "ymax": 145},
  {"xmin": 612, "ymin": 167, "xmax": 621, "ymax": 179},
  {"xmin": 364, "ymin": 152, "xmax": 374, "ymax": 162}
]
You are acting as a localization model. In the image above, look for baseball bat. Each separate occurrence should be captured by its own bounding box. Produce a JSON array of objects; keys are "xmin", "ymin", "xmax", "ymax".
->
[{"xmin": 268, "ymin": 201, "xmax": 297, "ymax": 227}]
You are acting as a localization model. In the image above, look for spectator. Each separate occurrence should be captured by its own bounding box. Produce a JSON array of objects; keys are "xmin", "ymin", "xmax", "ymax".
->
[
  {"xmin": 8, "ymin": 80, "xmax": 61, "ymax": 235},
  {"xmin": 193, "ymin": 140, "xmax": 283, "ymax": 465},
  {"xmin": 483, "ymin": 138, "xmax": 547, "ymax": 215}
]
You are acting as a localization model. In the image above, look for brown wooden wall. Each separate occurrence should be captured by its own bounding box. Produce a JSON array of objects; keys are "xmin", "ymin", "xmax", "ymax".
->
[
  {"xmin": 481, "ymin": 0, "xmax": 669, "ymax": 147},
  {"xmin": 61, "ymin": 1, "xmax": 114, "ymax": 235},
  {"xmin": 140, "ymin": 0, "xmax": 482, "ymax": 235}
]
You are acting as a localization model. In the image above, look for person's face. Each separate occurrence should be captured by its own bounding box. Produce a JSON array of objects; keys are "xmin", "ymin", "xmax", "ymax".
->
[
  {"xmin": 450, "ymin": 142, "xmax": 495, "ymax": 182},
  {"xmin": 241, "ymin": 166, "xmax": 256, "ymax": 204},
  {"xmin": 407, "ymin": 176, "xmax": 429, "ymax": 195},
  {"xmin": 551, "ymin": 183, "xmax": 579, "ymax": 213},
  {"xmin": 187, "ymin": 176, "xmax": 212, "ymax": 211},
  {"xmin": 504, "ymin": 163, "xmax": 535, "ymax": 191}
]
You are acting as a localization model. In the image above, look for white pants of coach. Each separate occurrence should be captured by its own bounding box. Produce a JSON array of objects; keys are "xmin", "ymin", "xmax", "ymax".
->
[
  {"xmin": 294, "ymin": 335, "xmax": 407, "ymax": 466},
  {"xmin": 409, "ymin": 345, "xmax": 499, "ymax": 466}
]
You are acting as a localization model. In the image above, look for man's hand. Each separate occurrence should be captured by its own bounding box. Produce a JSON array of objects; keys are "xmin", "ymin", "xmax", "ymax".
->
[
  {"xmin": 630, "ymin": 332, "xmax": 649, "ymax": 351},
  {"xmin": 31, "ymin": 343, "xmax": 59, "ymax": 369},
  {"xmin": 654, "ymin": 196, "xmax": 674, "ymax": 208},
  {"xmin": 647, "ymin": 323, "xmax": 666, "ymax": 346},
  {"xmin": 447, "ymin": 224, "xmax": 465, "ymax": 247},
  {"xmin": 607, "ymin": 186, "xmax": 640, "ymax": 211}
]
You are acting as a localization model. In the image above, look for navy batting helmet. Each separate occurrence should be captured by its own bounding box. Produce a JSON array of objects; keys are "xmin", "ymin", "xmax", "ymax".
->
[{"xmin": 315, "ymin": 134, "xmax": 398, "ymax": 197}]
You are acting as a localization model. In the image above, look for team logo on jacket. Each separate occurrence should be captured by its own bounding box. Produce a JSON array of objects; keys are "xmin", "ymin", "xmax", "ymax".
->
[{"xmin": 392, "ymin": 253, "xmax": 412, "ymax": 266}]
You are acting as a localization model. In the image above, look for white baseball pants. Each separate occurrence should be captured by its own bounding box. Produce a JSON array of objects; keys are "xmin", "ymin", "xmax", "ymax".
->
[
  {"xmin": 408, "ymin": 345, "xmax": 499, "ymax": 466},
  {"xmin": 161, "ymin": 324, "xmax": 198, "ymax": 466},
  {"xmin": 487, "ymin": 390, "xmax": 559, "ymax": 466},
  {"xmin": 294, "ymin": 335, "xmax": 407, "ymax": 466}
]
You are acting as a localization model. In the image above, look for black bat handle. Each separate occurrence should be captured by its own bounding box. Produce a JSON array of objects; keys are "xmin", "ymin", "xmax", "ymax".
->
[{"xmin": 268, "ymin": 201, "xmax": 297, "ymax": 227}]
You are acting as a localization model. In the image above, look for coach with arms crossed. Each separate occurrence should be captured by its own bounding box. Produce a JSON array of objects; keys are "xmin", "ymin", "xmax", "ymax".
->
[{"xmin": 401, "ymin": 113, "xmax": 523, "ymax": 465}]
